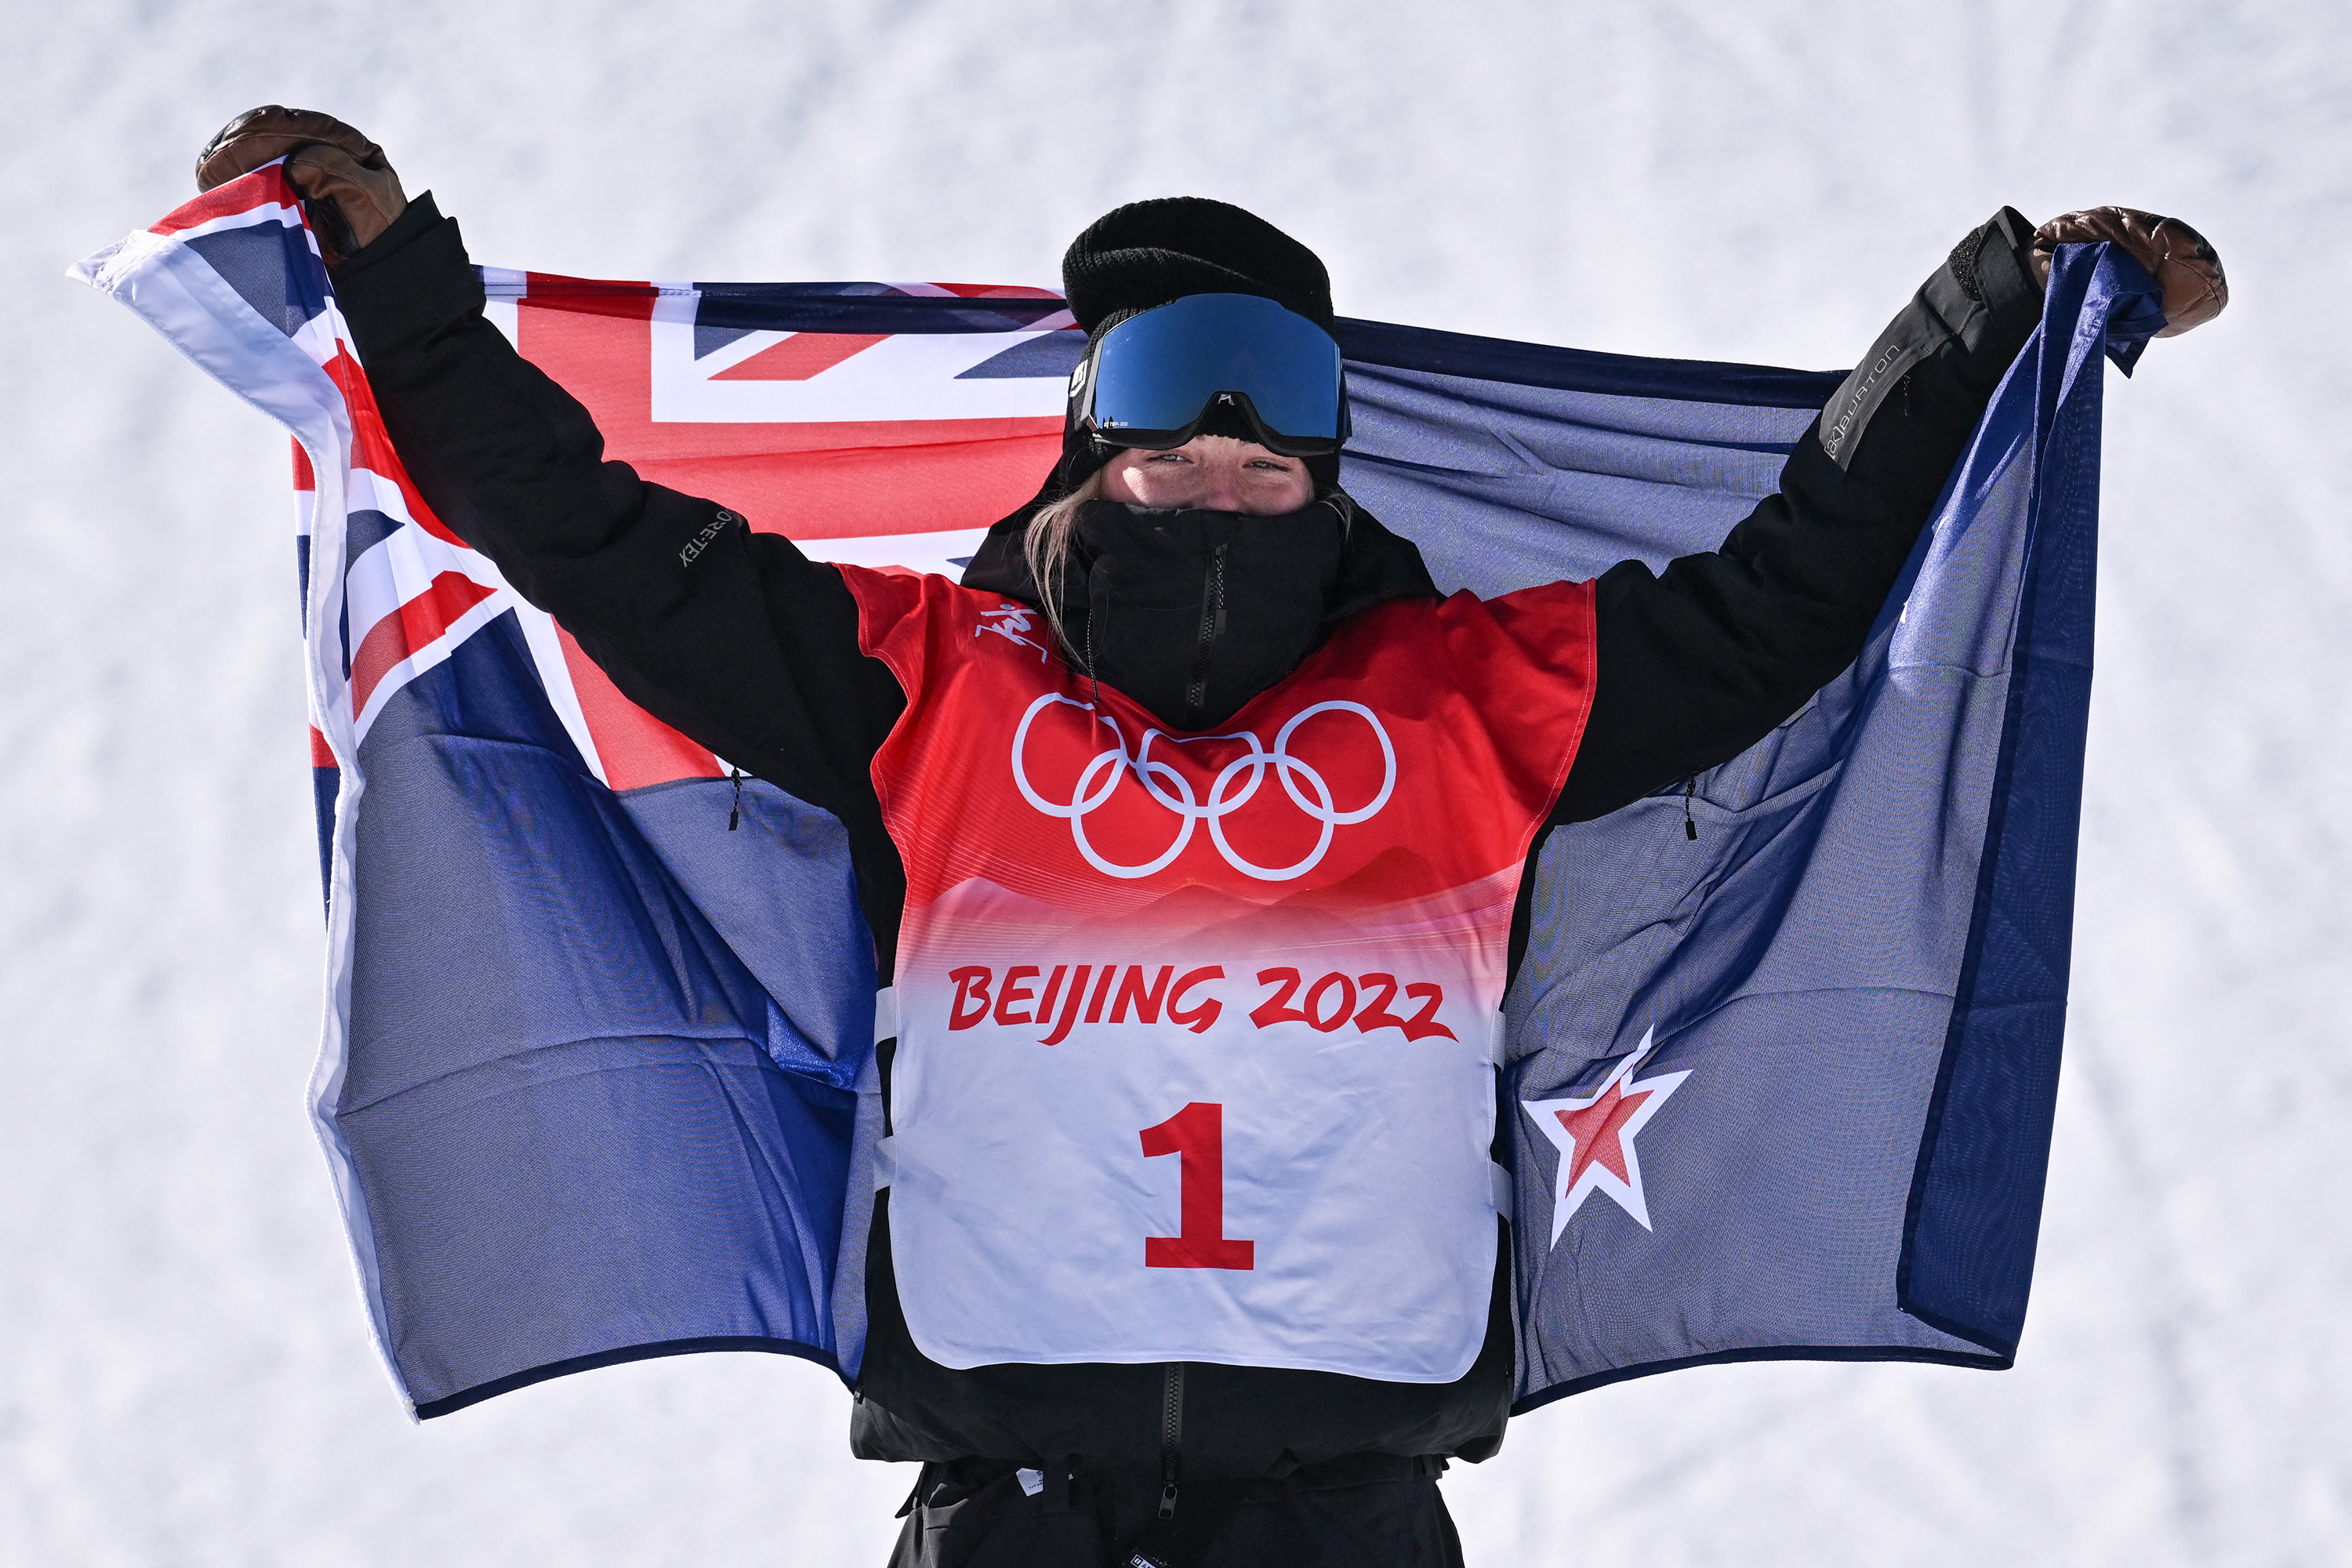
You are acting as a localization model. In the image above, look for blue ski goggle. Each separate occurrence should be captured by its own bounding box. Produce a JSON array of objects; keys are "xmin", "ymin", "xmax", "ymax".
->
[{"xmin": 1069, "ymin": 292, "xmax": 1349, "ymax": 458}]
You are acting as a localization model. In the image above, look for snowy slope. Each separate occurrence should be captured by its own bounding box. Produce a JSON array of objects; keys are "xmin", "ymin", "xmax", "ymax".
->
[{"xmin": 4, "ymin": 2, "xmax": 2346, "ymax": 1563}]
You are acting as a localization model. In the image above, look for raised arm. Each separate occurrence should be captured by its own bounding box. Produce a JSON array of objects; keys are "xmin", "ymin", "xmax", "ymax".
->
[
  {"xmin": 1550, "ymin": 204, "xmax": 2223, "ymax": 823},
  {"xmin": 328, "ymin": 197, "xmax": 909, "ymax": 806},
  {"xmin": 194, "ymin": 110, "xmax": 908, "ymax": 837},
  {"xmin": 195, "ymin": 108, "xmax": 914, "ymax": 958}
]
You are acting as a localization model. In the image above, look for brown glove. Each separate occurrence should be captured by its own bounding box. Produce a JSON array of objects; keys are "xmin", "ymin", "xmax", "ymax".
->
[
  {"xmin": 194, "ymin": 106, "xmax": 407, "ymax": 272},
  {"xmin": 2030, "ymin": 207, "xmax": 2227, "ymax": 336}
]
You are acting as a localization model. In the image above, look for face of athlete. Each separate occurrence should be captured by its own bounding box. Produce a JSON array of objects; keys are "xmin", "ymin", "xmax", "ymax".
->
[{"xmin": 1098, "ymin": 434, "xmax": 1314, "ymax": 515}]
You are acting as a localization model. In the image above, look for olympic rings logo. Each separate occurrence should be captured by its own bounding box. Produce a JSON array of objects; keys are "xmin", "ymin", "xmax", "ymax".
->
[{"xmin": 1010, "ymin": 694, "xmax": 1398, "ymax": 882}]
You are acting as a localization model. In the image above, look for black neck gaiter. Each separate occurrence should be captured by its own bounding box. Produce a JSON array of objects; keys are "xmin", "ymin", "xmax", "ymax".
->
[
  {"xmin": 1065, "ymin": 500, "xmax": 1345, "ymax": 731},
  {"xmin": 960, "ymin": 491, "xmax": 1443, "ymax": 731}
]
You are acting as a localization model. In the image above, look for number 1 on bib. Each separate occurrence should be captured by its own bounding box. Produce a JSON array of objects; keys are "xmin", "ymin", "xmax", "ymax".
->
[{"xmin": 1139, "ymin": 1102, "xmax": 1254, "ymax": 1270}]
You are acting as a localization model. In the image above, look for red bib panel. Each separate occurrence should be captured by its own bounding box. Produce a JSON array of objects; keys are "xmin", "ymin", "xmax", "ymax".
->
[{"xmin": 842, "ymin": 565, "xmax": 1595, "ymax": 1380}]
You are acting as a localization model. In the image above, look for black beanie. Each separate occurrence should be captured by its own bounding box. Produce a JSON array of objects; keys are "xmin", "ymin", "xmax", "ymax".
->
[{"xmin": 1061, "ymin": 196, "xmax": 1335, "ymax": 336}]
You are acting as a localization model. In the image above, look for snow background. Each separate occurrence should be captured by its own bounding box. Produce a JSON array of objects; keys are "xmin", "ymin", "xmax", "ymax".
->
[{"xmin": 5, "ymin": 1, "xmax": 2346, "ymax": 1562}]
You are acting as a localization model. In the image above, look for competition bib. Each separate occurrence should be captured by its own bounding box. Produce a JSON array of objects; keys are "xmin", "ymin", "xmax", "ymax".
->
[{"xmin": 844, "ymin": 565, "xmax": 1595, "ymax": 1381}]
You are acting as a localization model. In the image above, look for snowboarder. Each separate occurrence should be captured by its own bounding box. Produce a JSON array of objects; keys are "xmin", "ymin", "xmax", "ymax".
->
[{"xmin": 192, "ymin": 105, "xmax": 2223, "ymax": 1568}]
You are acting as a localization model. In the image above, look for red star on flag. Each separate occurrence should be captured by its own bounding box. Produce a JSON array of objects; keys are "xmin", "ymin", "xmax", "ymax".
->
[{"xmin": 1522, "ymin": 1029, "xmax": 1690, "ymax": 1240}]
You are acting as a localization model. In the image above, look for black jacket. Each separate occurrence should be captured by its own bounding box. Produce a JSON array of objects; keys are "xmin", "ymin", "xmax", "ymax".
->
[{"xmin": 334, "ymin": 199, "xmax": 2045, "ymax": 1478}]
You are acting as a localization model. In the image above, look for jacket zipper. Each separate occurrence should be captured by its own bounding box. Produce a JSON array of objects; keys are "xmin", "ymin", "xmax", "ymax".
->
[
  {"xmin": 1180, "ymin": 544, "xmax": 1229, "ymax": 730},
  {"xmin": 1157, "ymin": 1362, "xmax": 1185, "ymax": 1520}
]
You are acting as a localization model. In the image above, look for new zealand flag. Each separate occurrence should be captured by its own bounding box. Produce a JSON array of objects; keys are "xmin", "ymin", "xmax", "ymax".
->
[{"xmin": 73, "ymin": 162, "xmax": 2161, "ymax": 1418}]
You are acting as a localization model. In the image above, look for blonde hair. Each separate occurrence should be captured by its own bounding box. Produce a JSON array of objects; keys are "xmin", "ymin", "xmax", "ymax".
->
[{"xmin": 1022, "ymin": 466, "xmax": 1107, "ymax": 662}]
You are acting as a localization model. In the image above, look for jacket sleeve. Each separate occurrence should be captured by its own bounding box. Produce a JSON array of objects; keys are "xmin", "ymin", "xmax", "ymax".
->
[
  {"xmin": 332, "ymin": 195, "xmax": 912, "ymax": 950},
  {"xmin": 1549, "ymin": 207, "xmax": 2047, "ymax": 823}
]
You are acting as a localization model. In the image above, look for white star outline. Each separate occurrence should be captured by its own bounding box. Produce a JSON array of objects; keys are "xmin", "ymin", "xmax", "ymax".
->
[
  {"xmin": 976, "ymin": 601, "xmax": 1049, "ymax": 661},
  {"xmin": 1521, "ymin": 1027, "xmax": 1692, "ymax": 1242}
]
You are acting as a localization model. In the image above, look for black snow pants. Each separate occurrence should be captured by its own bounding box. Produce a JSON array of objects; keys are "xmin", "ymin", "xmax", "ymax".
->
[{"xmin": 886, "ymin": 1454, "xmax": 1463, "ymax": 1567}]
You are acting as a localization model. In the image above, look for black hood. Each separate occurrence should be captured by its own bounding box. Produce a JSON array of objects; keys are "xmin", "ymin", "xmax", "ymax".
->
[{"xmin": 961, "ymin": 493, "xmax": 1440, "ymax": 731}]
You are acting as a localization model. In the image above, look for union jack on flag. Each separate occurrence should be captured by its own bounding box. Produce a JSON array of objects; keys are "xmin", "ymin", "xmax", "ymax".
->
[{"xmin": 74, "ymin": 161, "xmax": 2158, "ymax": 1420}]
